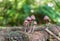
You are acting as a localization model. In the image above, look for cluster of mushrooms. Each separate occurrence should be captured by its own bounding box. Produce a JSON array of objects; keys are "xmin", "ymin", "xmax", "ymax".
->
[
  {"xmin": 23, "ymin": 15, "xmax": 37, "ymax": 33},
  {"xmin": 23, "ymin": 15, "xmax": 50, "ymax": 33}
]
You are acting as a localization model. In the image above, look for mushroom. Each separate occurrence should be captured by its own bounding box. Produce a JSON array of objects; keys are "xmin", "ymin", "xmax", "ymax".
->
[
  {"xmin": 44, "ymin": 15, "xmax": 50, "ymax": 23},
  {"xmin": 26, "ymin": 16, "xmax": 31, "ymax": 21},
  {"xmin": 28, "ymin": 21, "xmax": 37, "ymax": 33},
  {"xmin": 34, "ymin": 21, "xmax": 37, "ymax": 25},
  {"xmin": 26, "ymin": 16, "xmax": 32, "ymax": 23},
  {"xmin": 32, "ymin": 21, "xmax": 37, "ymax": 33},
  {"xmin": 23, "ymin": 20, "xmax": 29, "ymax": 27},
  {"xmin": 31, "ymin": 15, "xmax": 36, "ymax": 21},
  {"xmin": 23, "ymin": 20, "xmax": 29, "ymax": 32}
]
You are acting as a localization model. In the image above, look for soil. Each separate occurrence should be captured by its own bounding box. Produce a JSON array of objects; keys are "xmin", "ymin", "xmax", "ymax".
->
[{"xmin": 0, "ymin": 24, "xmax": 60, "ymax": 41}]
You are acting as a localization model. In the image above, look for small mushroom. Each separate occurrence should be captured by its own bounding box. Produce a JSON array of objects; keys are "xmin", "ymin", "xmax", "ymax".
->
[
  {"xmin": 44, "ymin": 15, "xmax": 50, "ymax": 23},
  {"xmin": 33, "ymin": 21, "xmax": 37, "ymax": 29},
  {"xmin": 26, "ymin": 16, "xmax": 32, "ymax": 23},
  {"xmin": 31, "ymin": 21, "xmax": 37, "ymax": 33},
  {"xmin": 23, "ymin": 20, "xmax": 29, "ymax": 27},
  {"xmin": 31, "ymin": 15, "xmax": 36, "ymax": 21},
  {"xmin": 34, "ymin": 21, "xmax": 37, "ymax": 25},
  {"xmin": 23, "ymin": 20, "xmax": 29, "ymax": 32},
  {"xmin": 26, "ymin": 16, "xmax": 31, "ymax": 21}
]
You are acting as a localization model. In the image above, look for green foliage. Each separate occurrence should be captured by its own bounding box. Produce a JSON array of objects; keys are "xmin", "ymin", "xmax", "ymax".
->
[{"xmin": 0, "ymin": 0, "xmax": 60, "ymax": 26}]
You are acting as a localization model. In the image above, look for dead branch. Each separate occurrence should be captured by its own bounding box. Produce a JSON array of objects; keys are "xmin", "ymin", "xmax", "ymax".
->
[{"xmin": 45, "ymin": 28, "xmax": 60, "ymax": 41}]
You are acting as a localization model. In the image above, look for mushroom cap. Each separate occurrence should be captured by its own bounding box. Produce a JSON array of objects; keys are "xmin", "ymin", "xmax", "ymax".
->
[
  {"xmin": 24, "ymin": 20, "xmax": 28, "ymax": 23},
  {"xmin": 44, "ymin": 16, "xmax": 49, "ymax": 20},
  {"xmin": 26, "ymin": 16, "xmax": 32, "ymax": 21},
  {"xmin": 31, "ymin": 15, "xmax": 36, "ymax": 20},
  {"xmin": 23, "ymin": 20, "xmax": 29, "ymax": 26},
  {"xmin": 34, "ymin": 21, "xmax": 37, "ymax": 25}
]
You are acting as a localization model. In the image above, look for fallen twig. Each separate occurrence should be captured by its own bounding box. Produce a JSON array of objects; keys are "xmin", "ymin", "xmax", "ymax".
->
[{"xmin": 45, "ymin": 28, "xmax": 60, "ymax": 41}]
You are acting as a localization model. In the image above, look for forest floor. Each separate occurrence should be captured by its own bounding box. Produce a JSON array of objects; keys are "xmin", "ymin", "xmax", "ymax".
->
[{"xmin": 0, "ymin": 24, "xmax": 60, "ymax": 41}]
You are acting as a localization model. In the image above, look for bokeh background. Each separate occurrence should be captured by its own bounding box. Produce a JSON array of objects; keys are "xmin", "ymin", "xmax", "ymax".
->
[{"xmin": 0, "ymin": 0, "xmax": 60, "ymax": 26}]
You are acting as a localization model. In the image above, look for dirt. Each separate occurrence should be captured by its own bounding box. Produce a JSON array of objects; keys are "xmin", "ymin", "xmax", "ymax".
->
[{"xmin": 0, "ymin": 24, "xmax": 60, "ymax": 41}]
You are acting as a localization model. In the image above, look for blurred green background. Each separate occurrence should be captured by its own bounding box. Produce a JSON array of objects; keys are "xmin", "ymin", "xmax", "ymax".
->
[{"xmin": 0, "ymin": 0, "xmax": 60, "ymax": 26}]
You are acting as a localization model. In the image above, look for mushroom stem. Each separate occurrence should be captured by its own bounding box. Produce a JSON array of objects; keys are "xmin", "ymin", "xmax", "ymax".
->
[
  {"xmin": 24, "ymin": 26, "xmax": 27, "ymax": 32},
  {"xmin": 31, "ymin": 25, "xmax": 36, "ymax": 33},
  {"xmin": 28, "ymin": 21, "xmax": 33, "ymax": 33}
]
